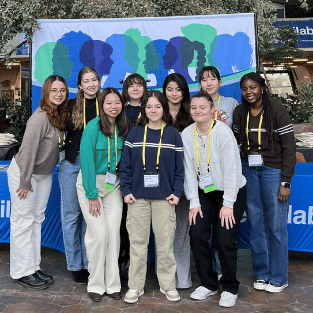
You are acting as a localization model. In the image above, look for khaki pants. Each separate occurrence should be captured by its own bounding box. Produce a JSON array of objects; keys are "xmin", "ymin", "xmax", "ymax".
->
[
  {"xmin": 127, "ymin": 198, "xmax": 177, "ymax": 291},
  {"xmin": 76, "ymin": 171, "xmax": 123, "ymax": 295}
]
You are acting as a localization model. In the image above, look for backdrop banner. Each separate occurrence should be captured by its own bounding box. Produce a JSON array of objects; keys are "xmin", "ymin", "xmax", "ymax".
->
[
  {"xmin": 0, "ymin": 162, "xmax": 64, "ymax": 253},
  {"xmin": 1, "ymin": 162, "xmax": 312, "ymax": 253},
  {"xmin": 238, "ymin": 163, "xmax": 313, "ymax": 252},
  {"xmin": 31, "ymin": 13, "xmax": 256, "ymax": 111}
]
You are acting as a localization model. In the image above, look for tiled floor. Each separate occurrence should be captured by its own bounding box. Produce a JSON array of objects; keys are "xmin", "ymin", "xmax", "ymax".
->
[{"xmin": 0, "ymin": 243, "xmax": 312, "ymax": 312}]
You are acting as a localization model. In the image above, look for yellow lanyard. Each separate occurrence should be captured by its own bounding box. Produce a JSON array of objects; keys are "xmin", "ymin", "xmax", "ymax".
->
[
  {"xmin": 214, "ymin": 95, "xmax": 221, "ymax": 120},
  {"xmin": 83, "ymin": 98, "xmax": 99, "ymax": 129},
  {"xmin": 107, "ymin": 126, "xmax": 118, "ymax": 172},
  {"xmin": 194, "ymin": 121, "xmax": 214, "ymax": 175},
  {"xmin": 142, "ymin": 123, "xmax": 165, "ymax": 173},
  {"xmin": 55, "ymin": 128, "xmax": 65, "ymax": 149},
  {"xmin": 246, "ymin": 112, "xmax": 263, "ymax": 150}
]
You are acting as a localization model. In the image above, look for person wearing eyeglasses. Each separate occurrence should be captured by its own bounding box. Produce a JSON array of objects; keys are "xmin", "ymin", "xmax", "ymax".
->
[{"xmin": 7, "ymin": 75, "xmax": 70, "ymax": 289}]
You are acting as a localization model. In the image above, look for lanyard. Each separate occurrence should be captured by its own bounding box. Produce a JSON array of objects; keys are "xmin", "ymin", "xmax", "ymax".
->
[
  {"xmin": 55, "ymin": 128, "xmax": 65, "ymax": 149},
  {"xmin": 83, "ymin": 98, "xmax": 99, "ymax": 129},
  {"xmin": 142, "ymin": 123, "xmax": 165, "ymax": 173},
  {"xmin": 246, "ymin": 112, "xmax": 263, "ymax": 150},
  {"xmin": 214, "ymin": 95, "xmax": 221, "ymax": 120},
  {"xmin": 194, "ymin": 121, "xmax": 214, "ymax": 175},
  {"xmin": 107, "ymin": 127, "xmax": 118, "ymax": 172}
]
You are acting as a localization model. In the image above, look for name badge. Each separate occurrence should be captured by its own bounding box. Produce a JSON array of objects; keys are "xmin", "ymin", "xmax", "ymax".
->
[
  {"xmin": 59, "ymin": 150, "xmax": 65, "ymax": 162},
  {"xmin": 104, "ymin": 172, "xmax": 117, "ymax": 190},
  {"xmin": 144, "ymin": 174, "xmax": 159, "ymax": 188},
  {"xmin": 248, "ymin": 154, "xmax": 263, "ymax": 167},
  {"xmin": 200, "ymin": 174, "xmax": 216, "ymax": 193}
]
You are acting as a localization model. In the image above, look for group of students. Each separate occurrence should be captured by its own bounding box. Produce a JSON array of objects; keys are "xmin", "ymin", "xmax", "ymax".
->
[{"xmin": 7, "ymin": 65, "xmax": 296, "ymax": 308}]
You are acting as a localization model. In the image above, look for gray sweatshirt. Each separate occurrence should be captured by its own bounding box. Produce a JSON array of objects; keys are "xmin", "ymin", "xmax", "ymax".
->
[
  {"xmin": 213, "ymin": 95, "xmax": 238, "ymax": 128},
  {"xmin": 15, "ymin": 108, "xmax": 62, "ymax": 190}
]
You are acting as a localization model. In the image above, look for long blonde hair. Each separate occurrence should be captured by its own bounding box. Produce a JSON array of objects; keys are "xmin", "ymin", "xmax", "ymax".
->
[{"xmin": 72, "ymin": 66, "xmax": 101, "ymax": 129}]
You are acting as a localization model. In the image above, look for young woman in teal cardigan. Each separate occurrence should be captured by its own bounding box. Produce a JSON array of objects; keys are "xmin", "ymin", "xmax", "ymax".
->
[{"xmin": 76, "ymin": 88, "xmax": 127, "ymax": 302}]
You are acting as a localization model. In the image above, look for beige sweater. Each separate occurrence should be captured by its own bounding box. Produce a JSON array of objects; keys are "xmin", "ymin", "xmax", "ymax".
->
[
  {"xmin": 15, "ymin": 108, "xmax": 62, "ymax": 190},
  {"xmin": 181, "ymin": 121, "xmax": 246, "ymax": 209}
]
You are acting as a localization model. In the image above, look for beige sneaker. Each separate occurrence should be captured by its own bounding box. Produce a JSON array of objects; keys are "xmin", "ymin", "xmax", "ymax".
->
[
  {"xmin": 160, "ymin": 287, "xmax": 180, "ymax": 301},
  {"xmin": 124, "ymin": 288, "xmax": 144, "ymax": 303}
]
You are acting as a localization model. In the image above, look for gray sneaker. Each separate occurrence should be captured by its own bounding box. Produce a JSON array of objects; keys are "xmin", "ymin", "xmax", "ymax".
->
[
  {"xmin": 160, "ymin": 287, "xmax": 180, "ymax": 301},
  {"xmin": 124, "ymin": 288, "xmax": 144, "ymax": 303}
]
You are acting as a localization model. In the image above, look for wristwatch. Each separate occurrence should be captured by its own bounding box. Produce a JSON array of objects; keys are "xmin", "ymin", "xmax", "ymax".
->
[{"xmin": 281, "ymin": 182, "xmax": 291, "ymax": 188}]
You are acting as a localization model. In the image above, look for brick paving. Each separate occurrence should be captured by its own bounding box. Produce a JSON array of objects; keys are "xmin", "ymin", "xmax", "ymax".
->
[{"xmin": 0, "ymin": 243, "xmax": 312, "ymax": 312}]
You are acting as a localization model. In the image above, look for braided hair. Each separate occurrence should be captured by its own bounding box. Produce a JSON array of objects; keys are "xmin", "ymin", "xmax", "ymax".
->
[{"xmin": 237, "ymin": 73, "xmax": 274, "ymax": 156}]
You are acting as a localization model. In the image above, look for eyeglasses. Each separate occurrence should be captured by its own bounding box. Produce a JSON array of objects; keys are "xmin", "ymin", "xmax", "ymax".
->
[{"xmin": 50, "ymin": 89, "xmax": 67, "ymax": 95}]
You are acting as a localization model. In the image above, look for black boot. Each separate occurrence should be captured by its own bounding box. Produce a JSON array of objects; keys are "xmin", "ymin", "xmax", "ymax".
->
[
  {"xmin": 71, "ymin": 270, "xmax": 88, "ymax": 284},
  {"xmin": 81, "ymin": 269, "xmax": 89, "ymax": 281},
  {"xmin": 16, "ymin": 273, "xmax": 49, "ymax": 289},
  {"xmin": 35, "ymin": 270, "xmax": 54, "ymax": 285}
]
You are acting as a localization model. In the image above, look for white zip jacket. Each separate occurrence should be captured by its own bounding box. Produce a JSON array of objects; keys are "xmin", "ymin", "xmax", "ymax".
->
[{"xmin": 181, "ymin": 121, "xmax": 246, "ymax": 210}]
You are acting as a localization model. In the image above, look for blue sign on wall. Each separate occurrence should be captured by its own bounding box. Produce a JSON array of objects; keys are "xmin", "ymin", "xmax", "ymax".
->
[{"xmin": 274, "ymin": 20, "xmax": 313, "ymax": 49}]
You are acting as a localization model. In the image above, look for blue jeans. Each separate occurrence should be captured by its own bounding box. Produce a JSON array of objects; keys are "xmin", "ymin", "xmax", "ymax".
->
[
  {"xmin": 58, "ymin": 156, "xmax": 88, "ymax": 271},
  {"xmin": 242, "ymin": 161, "xmax": 288, "ymax": 286}
]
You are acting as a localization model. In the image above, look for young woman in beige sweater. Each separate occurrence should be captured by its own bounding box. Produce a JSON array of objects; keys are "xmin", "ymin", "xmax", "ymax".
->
[{"xmin": 7, "ymin": 75, "xmax": 69, "ymax": 290}]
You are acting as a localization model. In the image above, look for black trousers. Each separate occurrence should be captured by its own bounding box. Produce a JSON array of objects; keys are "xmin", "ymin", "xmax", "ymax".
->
[
  {"xmin": 119, "ymin": 202, "xmax": 130, "ymax": 265},
  {"xmin": 190, "ymin": 186, "xmax": 246, "ymax": 294}
]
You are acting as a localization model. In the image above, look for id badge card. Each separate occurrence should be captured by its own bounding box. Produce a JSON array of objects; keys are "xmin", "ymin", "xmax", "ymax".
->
[
  {"xmin": 200, "ymin": 174, "xmax": 216, "ymax": 193},
  {"xmin": 248, "ymin": 154, "xmax": 263, "ymax": 167},
  {"xmin": 104, "ymin": 172, "xmax": 117, "ymax": 190},
  {"xmin": 59, "ymin": 150, "xmax": 65, "ymax": 162},
  {"xmin": 144, "ymin": 174, "xmax": 160, "ymax": 188}
]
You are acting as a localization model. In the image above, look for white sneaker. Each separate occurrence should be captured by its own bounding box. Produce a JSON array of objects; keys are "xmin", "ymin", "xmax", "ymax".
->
[
  {"xmin": 124, "ymin": 288, "xmax": 144, "ymax": 303},
  {"xmin": 265, "ymin": 283, "xmax": 288, "ymax": 293},
  {"xmin": 190, "ymin": 286, "xmax": 218, "ymax": 300},
  {"xmin": 160, "ymin": 287, "xmax": 180, "ymax": 301},
  {"xmin": 254, "ymin": 280, "xmax": 269, "ymax": 291},
  {"xmin": 219, "ymin": 291, "xmax": 238, "ymax": 308}
]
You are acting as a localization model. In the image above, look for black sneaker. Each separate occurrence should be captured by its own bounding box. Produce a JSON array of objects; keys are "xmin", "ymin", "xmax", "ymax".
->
[
  {"xmin": 16, "ymin": 273, "xmax": 49, "ymax": 289},
  {"xmin": 71, "ymin": 270, "xmax": 88, "ymax": 284},
  {"xmin": 35, "ymin": 270, "xmax": 54, "ymax": 285}
]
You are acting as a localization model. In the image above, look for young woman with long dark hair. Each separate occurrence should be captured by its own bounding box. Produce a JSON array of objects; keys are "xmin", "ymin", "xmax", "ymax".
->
[
  {"xmin": 119, "ymin": 90, "xmax": 184, "ymax": 303},
  {"xmin": 233, "ymin": 72, "xmax": 296, "ymax": 293},
  {"xmin": 163, "ymin": 73, "xmax": 193, "ymax": 289},
  {"xmin": 8, "ymin": 75, "xmax": 70, "ymax": 289},
  {"xmin": 76, "ymin": 88, "xmax": 127, "ymax": 302},
  {"xmin": 58, "ymin": 66, "xmax": 101, "ymax": 284}
]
